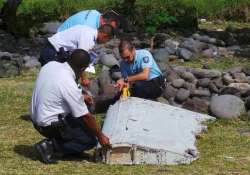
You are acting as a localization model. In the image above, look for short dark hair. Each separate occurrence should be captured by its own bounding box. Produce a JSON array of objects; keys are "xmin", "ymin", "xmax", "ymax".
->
[
  {"xmin": 102, "ymin": 10, "xmax": 120, "ymax": 27},
  {"xmin": 68, "ymin": 49, "xmax": 90, "ymax": 70},
  {"xmin": 119, "ymin": 39, "xmax": 134, "ymax": 54},
  {"xmin": 98, "ymin": 24, "xmax": 114, "ymax": 38}
]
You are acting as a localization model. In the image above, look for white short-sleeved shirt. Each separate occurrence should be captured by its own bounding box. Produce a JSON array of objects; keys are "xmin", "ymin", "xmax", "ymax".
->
[
  {"xmin": 30, "ymin": 61, "xmax": 89, "ymax": 127},
  {"xmin": 48, "ymin": 25, "xmax": 97, "ymax": 52}
]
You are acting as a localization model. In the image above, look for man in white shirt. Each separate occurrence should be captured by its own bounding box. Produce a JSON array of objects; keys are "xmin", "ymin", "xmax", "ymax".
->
[
  {"xmin": 31, "ymin": 49, "xmax": 110, "ymax": 164},
  {"xmin": 39, "ymin": 24, "xmax": 114, "ymax": 66}
]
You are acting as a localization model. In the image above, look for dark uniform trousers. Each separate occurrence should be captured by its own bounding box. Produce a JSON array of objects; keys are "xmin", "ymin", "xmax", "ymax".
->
[
  {"xmin": 39, "ymin": 40, "xmax": 69, "ymax": 66},
  {"xmin": 130, "ymin": 75, "xmax": 165, "ymax": 99},
  {"xmin": 33, "ymin": 115, "xmax": 97, "ymax": 155}
]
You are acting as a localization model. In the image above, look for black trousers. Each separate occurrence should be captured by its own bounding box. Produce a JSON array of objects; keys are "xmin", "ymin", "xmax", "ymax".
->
[
  {"xmin": 130, "ymin": 76, "xmax": 164, "ymax": 99},
  {"xmin": 34, "ymin": 115, "xmax": 97, "ymax": 155}
]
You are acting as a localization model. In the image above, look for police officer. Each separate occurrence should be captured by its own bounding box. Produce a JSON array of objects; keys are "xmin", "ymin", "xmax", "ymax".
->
[
  {"xmin": 116, "ymin": 39, "xmax": 164, "ymax": 99},
  {"xmin": 57, "ymin": 10, "xmax": 120, "ymax": 32},
  {"xmin": 31, "ymin": 49, "xmax": 110, "ymax": 164},
  {"xmin": 39, "ymin": 24, "xmax": 114, "ymax": 66}
]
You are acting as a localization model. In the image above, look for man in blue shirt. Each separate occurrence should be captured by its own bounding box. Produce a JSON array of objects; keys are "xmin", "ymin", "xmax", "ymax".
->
[
  {"xmin": 116, "ymin": 39, "xmax": 165, "ymax": 99},
  {"xmin": 57, "ymin": 10, "xmax": 120, "ymax": 32}
]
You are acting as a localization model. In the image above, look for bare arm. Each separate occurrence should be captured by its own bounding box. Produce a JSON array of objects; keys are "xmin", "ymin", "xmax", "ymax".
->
[
  {"xmin": 82, "ymin": 113, "xmax": 110, "ymax": 147},
  {"xmin": 127, "ymin": 68, "xmax": 150, "ymax": 82}
]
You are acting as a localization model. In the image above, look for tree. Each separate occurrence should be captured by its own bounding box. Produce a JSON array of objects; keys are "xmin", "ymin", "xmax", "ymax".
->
[{"xmin": 0, "ymin": 0, "xmax": 22, "ymax": 34}]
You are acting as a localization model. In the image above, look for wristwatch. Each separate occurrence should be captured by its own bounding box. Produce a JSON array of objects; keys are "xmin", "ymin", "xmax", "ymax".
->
[{"xmin": 124, "ymin": 77, "xmax": 128, "ymax": 83}]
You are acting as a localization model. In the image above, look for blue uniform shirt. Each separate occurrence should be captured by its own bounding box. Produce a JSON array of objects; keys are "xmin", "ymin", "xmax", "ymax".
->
[
  {"xmin": 120, "ymin": 49, "xmax": 162, "ymax": 80},
  {"xmin": 57, "ymin": 10, "xmax": 101, "ymax": 32}
]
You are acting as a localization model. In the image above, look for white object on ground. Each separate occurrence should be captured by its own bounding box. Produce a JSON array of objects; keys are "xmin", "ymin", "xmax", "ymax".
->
[{"xmin": 97, "ymin": 97, "xmax": 215, "ymax": 165}]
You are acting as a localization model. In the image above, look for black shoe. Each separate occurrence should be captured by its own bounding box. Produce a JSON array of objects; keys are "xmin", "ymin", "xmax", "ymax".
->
[{"xmin": 35, "ymin": 139, "xmax": 57, "ymax": 164}]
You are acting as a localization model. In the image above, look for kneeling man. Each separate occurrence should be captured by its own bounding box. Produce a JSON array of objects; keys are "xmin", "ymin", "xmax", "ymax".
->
[
  {"xmin": 116, "ymin": 40, "xmax": 164, "ymax": 99},
  {"xmin": 31, "ymin": 49, "xmax": 110, "ymax": 164}
]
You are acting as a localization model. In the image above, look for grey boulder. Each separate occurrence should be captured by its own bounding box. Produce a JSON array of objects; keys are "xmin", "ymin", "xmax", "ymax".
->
[{"xmin": 210, "ymin": 95, "xmax": 246, "ymax": 119}]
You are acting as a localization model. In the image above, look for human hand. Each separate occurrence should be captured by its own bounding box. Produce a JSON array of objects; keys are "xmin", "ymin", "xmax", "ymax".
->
[
  {"xmin": 115, "ymin": 78, "xmax": 126, "ymax": 91},
  {"xmin": 84, "ymin": 94, "xmax": 94, "ymax": 105},
  {"xmin": 98, "ymin": 133, "xmax": 111, "ymax": 149},
  {"xmin": 81, "ymin": 77, "xmax": 90, "ymax": 87}
]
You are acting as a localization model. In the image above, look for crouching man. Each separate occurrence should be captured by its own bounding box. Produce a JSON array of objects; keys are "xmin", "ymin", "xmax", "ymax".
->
[
  {"xmin": 31, "ymin": 49, "xmax": 110, "ymax": 164},
  {"xmin": 116, "ymin": 39, "xmax": 165, "ymax": 99}
]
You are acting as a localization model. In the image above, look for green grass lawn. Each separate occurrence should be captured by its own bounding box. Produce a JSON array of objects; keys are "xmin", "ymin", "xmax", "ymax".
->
[{"xmin": 0, "ymin": 58, "xmax": 250, "ymax": 175}]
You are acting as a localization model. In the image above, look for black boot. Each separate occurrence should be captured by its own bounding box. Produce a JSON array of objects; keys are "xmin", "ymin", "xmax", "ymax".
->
[{"xmin": 35, "ymin": 139, "xmax": 57, "ymax": 164}]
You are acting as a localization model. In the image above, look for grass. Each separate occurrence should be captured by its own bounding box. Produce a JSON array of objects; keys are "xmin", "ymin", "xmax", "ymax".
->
[
  {"xmin": 0, "ymin": 58, "xmax": 250, "ymax": 174},
  {"xmin": 199, "ymin": 21, "xmax": 250, "ymax": 31},
  {"xmin": 173, "ymin": 57, "xmax": 250, "ymax": 71}
]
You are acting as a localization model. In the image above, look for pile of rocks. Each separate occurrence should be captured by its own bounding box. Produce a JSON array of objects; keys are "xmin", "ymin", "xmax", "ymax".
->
[
  {"xmin": 161, "ymin": 65, "xmax": 250, "ymax": 119},
  {"xmin": 150, "ymin": 33, "xmax": 244, "ymax": 62}
]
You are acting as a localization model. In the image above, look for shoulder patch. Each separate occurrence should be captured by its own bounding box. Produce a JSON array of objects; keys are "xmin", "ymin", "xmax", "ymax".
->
[{"xmin": 143, "ymin": 56, "xmax": 149, "ymax": 63}]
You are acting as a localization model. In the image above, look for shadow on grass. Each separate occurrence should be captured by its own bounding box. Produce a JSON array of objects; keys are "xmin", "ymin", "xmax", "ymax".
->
[
  {"xmin": 14, "ymin": 144, "xmax": 96, "ymax": 163},
  {"xmin": 19, "ymin": 114, "xmax": 31, "ymax": 122},
  {"xmin": 14, "ymin": 144, "xmax": 40, "ymax": 161}
]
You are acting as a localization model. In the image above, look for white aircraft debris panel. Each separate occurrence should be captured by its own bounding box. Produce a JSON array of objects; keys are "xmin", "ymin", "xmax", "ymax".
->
[{"xmin": 98, "ymin": 97, "xmax": 215, "ymax": 165}]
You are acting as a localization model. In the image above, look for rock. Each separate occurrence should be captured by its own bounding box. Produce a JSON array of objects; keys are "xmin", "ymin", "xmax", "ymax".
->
[
  {"xmin": 243, "ymin": 67, "xmax": 250, "ymax": 76},
  {"xmin": 211, "ymin": 77, "xmax": 224, "ymax": 89},
  {"xmin": 227, "ymin": 66, "xmax": 243, "ymax": 75},
  {"xmin": 178, "ymin": 48, "xmax": 195, "ymax": 61},
  {"xmin": 198, "ymin": 78, "xmax": 210, "ymax": 87},
  {"xmin": 191, "ymin": 68, "xmax": 221, "ymax": 78},
  {"xmin": 180, "ymin": 38, "xmax": 208, "ymax": 54},
  {"xmin": 0, "ymin": 58, "xmax": 21, "ymax": 78},
  {"xmin": 172, "ymin": 79, "xmax": 185, "ymax": 88},
  {"xmin": 99, "ymin": 53, "xmax": 119, "ymax": 67},
  {"xmin": 208, "ymin": 82, "xmax": 220, "ymax": 93},
  {"xmin": 180, "ymin": 72, "xmax": 196, "ymax": 82},
  {"xmin": 163, "ymin": 84, "xmax": 178, "ymax": 99},
  {"xmin": 227, "ymin": 45, "xmax": 241, "ymax": 52},
  {"xmin": 223, "ymin": 73, "xmax": 235, "ymax": 85},
  {"xmin": 165, "ymin": 39, "xmax": 179, "ymax": 50},
  {"xmin": 175, "ymin": 88, "xmax": 190, "ymax": 103},
  {"xmin": 24, "ymin": 58, "xmax": 40, "ymax": 68},
  {"xmin": 152, "ymin": 48, "xmax": 170, "ymax": 63},
  {"xmin": 232, "ymin": 72, "xmax": 249, "ymax": 83},
  {"xmin": 102, "ymin": 84, "xmax": 119, "ymax": 96},
  {"xmin": 166, "ymin": 70, "xmax": 180, "ymax": 82},
  {"xmin": 218, "ymin": 47, "xmax": 229, "ymax": 57},
  {"xmin": 235, "ymin": 48, "xmax": 250, "ymax": 58},
  {"xmin": 112, "ymin": 48, "xmax": 121, "ymax": 60},
  {"xmin": 40, "ymin": 21, "xmax": 61, "ymax": 34},
  {"xmin": 220, "ymin": 87, "xmax": 241, "ymax": 96},
  {"xmin": 172, "ymin": 66, "xmax": 188, "ymax": 74},
  {"xmin": 183, "ymin": 82, "xmax": 196, "ymax": 91},
  {"xmin": 98, "ymin": 70, "xmax": 112, "ymax": 90},
  {"xmin": 210, "ymin": 95, "xmax": 246, "ymax": 119},
  {"xmin": 194, "ymin": 35, "xmax": 211, "ymax": 43},
  {"xmin": 201, "ymin": 49, "xmax": 214, "ymax": 58},
  {"xmin": 242, "ymin": 90, "xmax": 250, "ymax": 97},
  {"xmin": 183, "ymin": 98, "xmax": 209, "ymax": 113},
  {"xmin": 110, "ymin": 71, "xmax": 122, "ymax": 81},
  {"xmin": 152, "ymin": 33, "xmax": 169, "ymax": 48},
  {"xmin": 156, "ymin": 96, "xmax": 169, "ymax": 104},
  {"xmin": 158, "ymin": 62, "xmax": 169, "ymax": 72},
  {"xmin": 245, "ymin": 97, "xmax": 250, "ymax": 110},
  {"xmin": 228, "ymin": 83, "xmax": 250, "ymax": 92},
  {"xmin": 191, "ymin": 89, "xmax": 211, "ymax": 97},
  {"xmin": 88, "ymin": 79, "xmax": 99, "ymax": 97}
]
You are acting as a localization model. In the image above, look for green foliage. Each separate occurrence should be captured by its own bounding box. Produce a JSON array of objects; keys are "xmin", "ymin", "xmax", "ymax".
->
[{"xmin": 145, "ymin": 11, "xmax": 177, "ymax": 34}]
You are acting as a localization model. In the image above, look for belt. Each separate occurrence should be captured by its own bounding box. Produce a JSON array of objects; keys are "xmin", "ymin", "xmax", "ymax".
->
[{"xmin": 151, "ymin": 75, "xmax": 166, "ymax": 90}]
